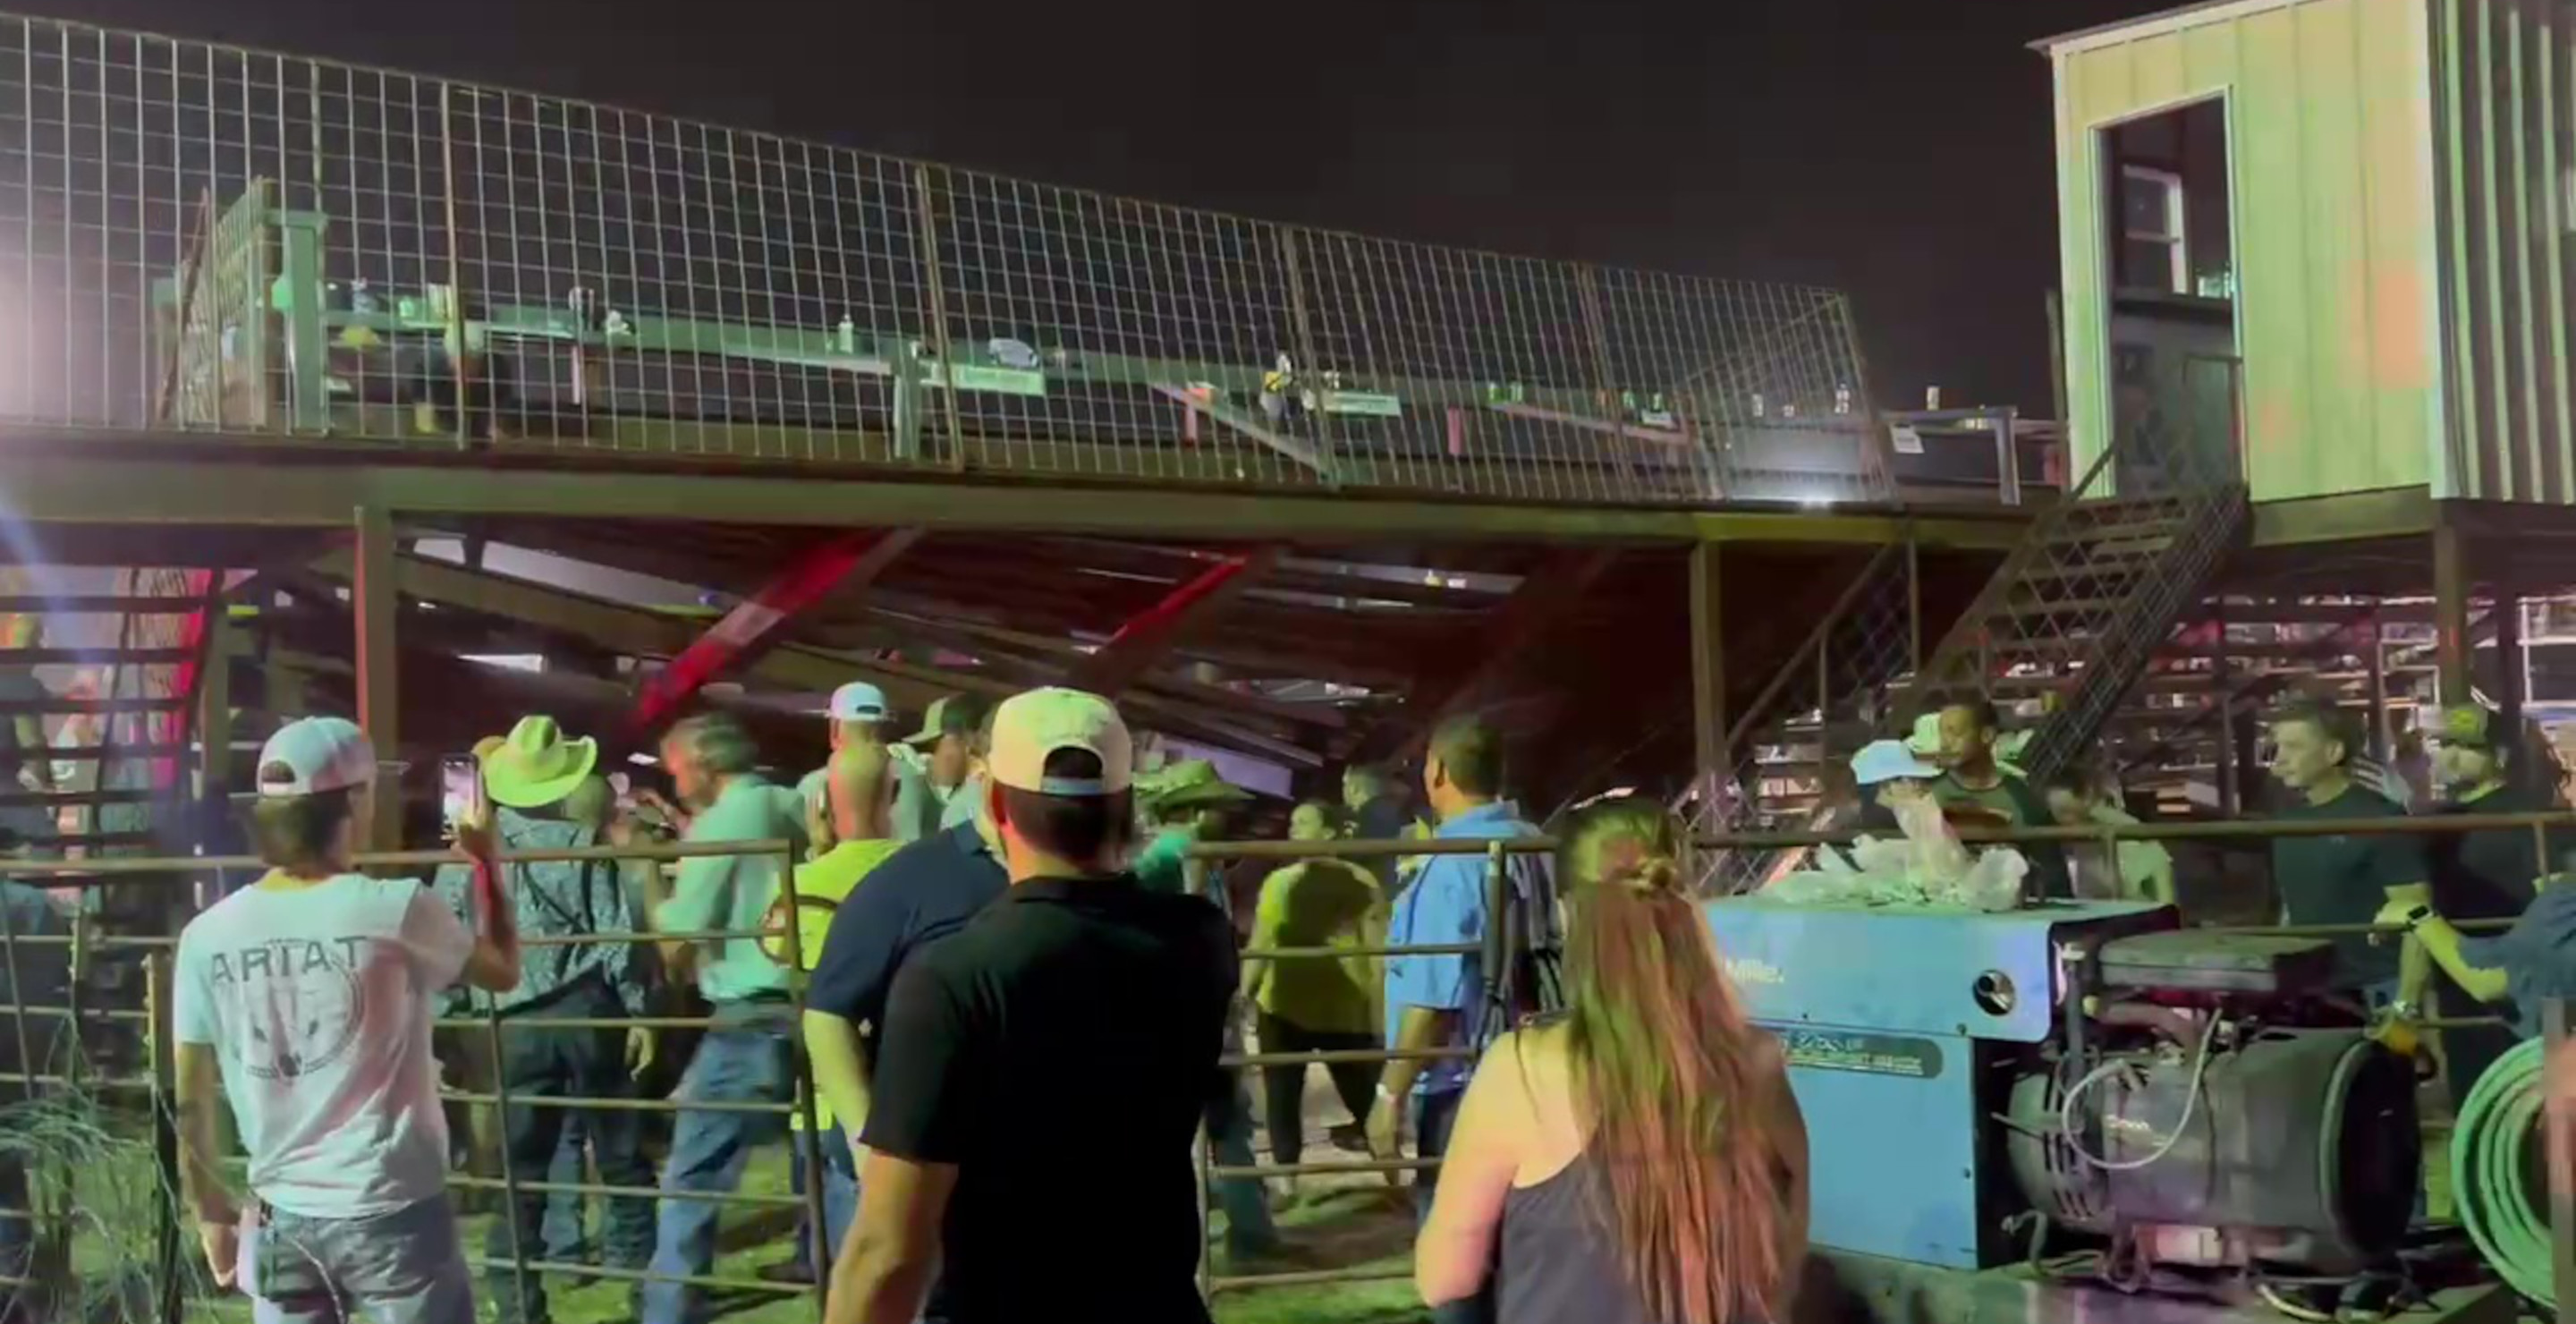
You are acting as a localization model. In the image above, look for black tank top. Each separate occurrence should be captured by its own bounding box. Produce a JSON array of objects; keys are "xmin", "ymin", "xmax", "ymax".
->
[{"xmin": 1496, "ymin": 1153, "xmax": 1663, "ymax": 1324}]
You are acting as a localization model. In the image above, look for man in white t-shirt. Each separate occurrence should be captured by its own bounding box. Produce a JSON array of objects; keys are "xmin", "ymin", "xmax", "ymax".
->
[{"xmin": 173, "ymin": 717, "xmax": 522, "ymax": 1324}]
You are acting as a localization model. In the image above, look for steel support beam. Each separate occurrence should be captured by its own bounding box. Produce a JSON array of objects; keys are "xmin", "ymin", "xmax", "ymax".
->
[
  {"xmin": 618, "ymin": 529, "xmax": 920, "ymax": 743},
  {"xmin": 1072, "ymin": 548, "xmax": 1279, "ymax": 699},
  {"xmin": 1689, "ymin": 543, "xmax": 1725, "ymax": 805},
  {"xmin": 353, "ymin": 505, "xmax": 402, "ymax": 848},
  {"xmin": 2497, "ymin": 586, "xmax": 2526, "ymax": 738},
  {"xmin": 1, "ymin": 451, "xmax": 2023, "ymax": 549},
  {"xmin": 2434, "ymin": 512, "xmax": 2472, "ymax": 705}
]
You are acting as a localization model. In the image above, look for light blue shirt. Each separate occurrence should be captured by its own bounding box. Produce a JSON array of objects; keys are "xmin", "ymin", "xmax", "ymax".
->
[
  {"xmin": 938, "ymin": 771, "xmax": 987, "ymax": 833},
  {"xmin": 655, "ymin": 774, "xmax": 802, "ymax": 1005},
  {"xmin": 1384, "ymin": 801, "xmax": 1551, "ymax": 1098}
]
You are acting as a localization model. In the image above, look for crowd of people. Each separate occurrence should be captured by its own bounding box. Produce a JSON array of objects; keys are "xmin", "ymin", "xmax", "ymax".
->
[
  {"xmin": 17, "ymin": 675, "xmax": 2576, "ymax": 1324},
  {"xmin": 1830, "ymin": 692, "xmax": 2576, "ymax": 1113},
  {"xmin": 110, "ymin": 678, "xmax": 1809, "ymax": 1324}
]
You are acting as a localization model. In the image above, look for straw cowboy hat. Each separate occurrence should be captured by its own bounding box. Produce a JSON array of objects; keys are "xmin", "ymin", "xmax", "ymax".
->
[
  {"xmin": 1139, "ymin": 759, "xmax": 1252, "ymax": 813},
  {"xmin": 473, "ymin": 716, "xmax": 598, "ymax": 810}
]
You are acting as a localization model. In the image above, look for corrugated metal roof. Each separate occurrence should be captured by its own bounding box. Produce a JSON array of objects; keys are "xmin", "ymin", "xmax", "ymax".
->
[{"xmin": 2030, "ymin": 0, "xmax": 2335, "ymax": 55}]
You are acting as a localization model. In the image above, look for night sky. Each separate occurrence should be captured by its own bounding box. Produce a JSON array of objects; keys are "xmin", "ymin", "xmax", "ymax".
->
[{"xmin": 44, "ymin": 0, "xmax": 2184, "ymax": 414}]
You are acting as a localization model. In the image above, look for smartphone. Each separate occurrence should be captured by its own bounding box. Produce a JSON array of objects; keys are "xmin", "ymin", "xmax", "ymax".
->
[{"xmin": 440, "ymin": 756, "xmax": 481, "ymax": 830}]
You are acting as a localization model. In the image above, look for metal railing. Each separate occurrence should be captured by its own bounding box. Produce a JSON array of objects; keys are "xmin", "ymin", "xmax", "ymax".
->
[
  {"xmin": 6, "ymin": 811, "xmax": 2571, "ymax": 1316},
  {"xmin": 0, "ymin": 13, "xmax": 1889, "ymax": 508},
  {"xmin": 0, "ymin": 836, "xmax": 835, "ymax": 1324}
]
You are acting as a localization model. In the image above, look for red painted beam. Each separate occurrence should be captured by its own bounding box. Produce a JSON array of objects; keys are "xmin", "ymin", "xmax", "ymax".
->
[
  {"xmin": 1072, "ymin": 547, "xmax": 1279, "ymax": 699},
  {"xmin": 624, "ymin": 528, "xmax": 922, "ymax": 743}
]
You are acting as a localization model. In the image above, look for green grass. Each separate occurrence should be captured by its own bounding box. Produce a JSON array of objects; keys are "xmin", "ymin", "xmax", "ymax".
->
[{"xmin": 31, "ymin": 1111, "xmax": 1430, "ymax": 1324}]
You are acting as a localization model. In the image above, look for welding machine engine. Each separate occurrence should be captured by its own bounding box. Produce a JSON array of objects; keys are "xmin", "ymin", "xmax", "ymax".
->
[
  {"xmin": 2004, "ymin": 929, "xmax": 2421, "ymax": 1281},
  {"xmin": 1701, "ymin": 901, "xmax": 2422, "ymax": 1288}
]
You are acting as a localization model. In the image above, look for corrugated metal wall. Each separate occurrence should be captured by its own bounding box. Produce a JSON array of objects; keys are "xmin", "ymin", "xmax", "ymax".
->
[
  {"xmin": 2432, "ymin": 0, "xmax": 2576, "ymax": 503},
  {"xmin": 2055, "ymin": 0, "xmax": 2448, "ymax": 504}
]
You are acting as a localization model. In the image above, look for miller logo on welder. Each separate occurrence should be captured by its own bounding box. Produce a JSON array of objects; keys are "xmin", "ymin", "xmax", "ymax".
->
[{"xmin": 1704, "ymin": 897, "xmax": 2421, "ymax": 1286}]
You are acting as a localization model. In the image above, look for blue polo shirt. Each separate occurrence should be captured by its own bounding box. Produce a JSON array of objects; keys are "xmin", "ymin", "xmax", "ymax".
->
[
  {"xmin": 1384, "ymin": 801, "xmax": 1551, "ymax": 1099},
  {"xmin": 807, "ymin": 819, "xmax": 1010, "ymax": 1058},
  {"xmin": 2459, "ymin": 884, "xmax": 2576, "ymax": 1039}
]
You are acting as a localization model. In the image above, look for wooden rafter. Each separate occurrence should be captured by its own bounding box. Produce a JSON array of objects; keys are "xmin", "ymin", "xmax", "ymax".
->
[{"xmin": 1072, "ymin": 547, "xmax": 1279, "ymax": 698}]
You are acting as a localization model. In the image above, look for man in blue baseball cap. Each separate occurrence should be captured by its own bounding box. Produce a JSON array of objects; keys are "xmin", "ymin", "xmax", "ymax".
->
[{"xmin": 801, "ymin": 682, "xmax": 936, "ymax": 847}]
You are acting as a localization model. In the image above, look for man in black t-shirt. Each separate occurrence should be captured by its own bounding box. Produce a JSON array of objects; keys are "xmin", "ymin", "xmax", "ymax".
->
[
  {"xmin": 2264, "ymin": 700, "xmax": 2429, "ymax": 1003},
  {"xmin": 830, "ymin": 689, "xmax": 1233, "ymax": 1324},
  {"xmin": 2422, "ymin": 704, "xmax": 2567, "ymax": 1093}
]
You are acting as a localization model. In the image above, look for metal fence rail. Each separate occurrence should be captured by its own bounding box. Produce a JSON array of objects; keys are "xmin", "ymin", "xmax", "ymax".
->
[
  {"xmin": 0, "ymin": 12, "xmax": 1886, "ymax": 507},
  {"xmin": 8, "ymin": 814, "xmax": 2572, "ymax": 1316}
]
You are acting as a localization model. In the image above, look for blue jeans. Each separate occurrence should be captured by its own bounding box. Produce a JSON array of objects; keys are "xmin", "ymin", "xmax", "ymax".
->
[
  {"xmin": 641, "ymin": 1023, "xmax": 793, "ymax": 1324},
  {"xmin": 540, "ymin": 1118, "xmax": 588, "ymax": 1259},
  {"xmin": 242, "ymin": 1194, "xmax": 475, "ymax": 1324},
  {"xmin": 786, "ymin": 1125, "xmax": 860, "ymax": 1274},
  {"xmin": 1208, "ymin": 1079, "xmax": 1275, "ymax": 1254}
]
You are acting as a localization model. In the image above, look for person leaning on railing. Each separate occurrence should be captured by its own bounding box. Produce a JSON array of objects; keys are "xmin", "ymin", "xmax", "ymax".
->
[
  {"xmin": 173, "ymin": 717, "xmax": 522, "ymax": 1322},
  {"xmin": 2419, "ymin": 704, "xmax": 2574, "ymax": 1098},
  {"xmin": 2378, "ymin": 864, "xmax": 2576, "ymax": 1048},
  {"xmin": 2262, "ymin": 700, "xmax": 2436, "ymax": 1018},
  {"xmin": 431, "ymin": 717, "xmax": 659, "ymax": 1321},
  {"xmin": 1415, "ymin": 797, "xmax": 1809, "ymax": 1324}
]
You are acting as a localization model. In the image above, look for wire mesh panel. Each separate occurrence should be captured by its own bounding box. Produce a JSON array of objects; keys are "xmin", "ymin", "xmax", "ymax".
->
[
  {"xmin": 0, "ymin": 12, "xmax": 1885, "ymax": 505},
  {"xmin": 1690, "ymin": 542, "xmax": 1920, "ymax": 894}
]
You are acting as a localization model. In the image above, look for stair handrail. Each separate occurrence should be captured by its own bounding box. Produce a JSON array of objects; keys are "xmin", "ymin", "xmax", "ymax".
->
[{"xmin": 1878, "ymin": 436, "xmax": 2130, "ymax": 726}]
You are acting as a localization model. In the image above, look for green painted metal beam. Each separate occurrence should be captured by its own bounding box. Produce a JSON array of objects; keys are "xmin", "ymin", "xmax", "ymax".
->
[{"xmin": 0, "ymin": 446, "xmax": 2014, "ymax": 547}]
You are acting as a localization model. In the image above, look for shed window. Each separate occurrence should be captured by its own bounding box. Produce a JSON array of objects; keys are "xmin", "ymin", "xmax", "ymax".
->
[{"xmin": 2118, "ymin": 166, "xmax": 2190, "ymax": 294}]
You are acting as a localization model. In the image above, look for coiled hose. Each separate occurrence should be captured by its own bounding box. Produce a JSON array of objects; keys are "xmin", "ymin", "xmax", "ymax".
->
[{"xmin": 2451, "ymin": 1038, "xmax": 2553, "ymax": 1304}]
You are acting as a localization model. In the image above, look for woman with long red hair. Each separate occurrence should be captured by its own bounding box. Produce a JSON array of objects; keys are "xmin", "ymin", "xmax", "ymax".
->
[{"xmin": 1416, "ymin": 797, "xmax": 1809, "ymax": 1324}]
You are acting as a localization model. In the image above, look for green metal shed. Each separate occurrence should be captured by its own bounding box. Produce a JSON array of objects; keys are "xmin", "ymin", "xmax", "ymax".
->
[{"xmin": 2042, "ymin": 0, "xmax": 2572, "ymax": 506}]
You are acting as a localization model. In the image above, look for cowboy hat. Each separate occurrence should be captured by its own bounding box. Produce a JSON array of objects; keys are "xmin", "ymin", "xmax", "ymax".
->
[
  {"xmin": 475, "ymin": 715, "xmax": 599, "ymax": 810},
  {"xmin": 1139, "ymin": 759, "xmax": 1251, "ymax": 812}
]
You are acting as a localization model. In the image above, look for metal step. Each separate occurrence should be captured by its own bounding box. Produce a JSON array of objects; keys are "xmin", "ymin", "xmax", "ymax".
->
[
  {"xmin": 0, "ymin": 696, "xmax": 186, "ymax": 715},
  {"xmin": 0, "ymin": 649, "xmax": 194, "ymax": 666},
  {"xmin": 34, "ymin": 743, "xmax": 185, "ymax": 761},
  {"xmin": 2003, "ymin": 597, "xmax": 2129, "ymax": 618},
  {"xmin": 0, "ymin": 787, "xmax": 157, "ymax": 808},
  {"xmin": 2016, "ymin": 556, "xmax": 2163, "ymax": 584},
  {"xmin": 0, "ymin": 597, "xmax": 208, "ymax": 615},
  {"xmin": 2046, "ymin": 520, "xmax": 2184, "ymax": 547},
  {"xmin": 21, "ymin": 830, "xmax": 161, "ymax": 851}
]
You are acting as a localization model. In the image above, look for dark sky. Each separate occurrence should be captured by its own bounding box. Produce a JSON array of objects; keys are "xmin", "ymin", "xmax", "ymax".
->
[{"xmin": 47, "ymin": 0, "xmax": 2180, "ymax": 413}]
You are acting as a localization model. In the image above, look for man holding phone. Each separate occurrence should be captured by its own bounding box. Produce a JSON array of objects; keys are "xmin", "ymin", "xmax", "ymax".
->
[
  {"xmin": 173, "ymin": 716, "xmax": 522, "ymax": 1323},
  {"xmin": 435, "ymin": 717, "xmax": 659, "ymax": 1324}
]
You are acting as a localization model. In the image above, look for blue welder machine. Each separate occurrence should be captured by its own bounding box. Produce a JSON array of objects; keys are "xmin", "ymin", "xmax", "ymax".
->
[{"xmin": 1704, "ymin": 897, "xmax": 2423, "ymax": 1291}]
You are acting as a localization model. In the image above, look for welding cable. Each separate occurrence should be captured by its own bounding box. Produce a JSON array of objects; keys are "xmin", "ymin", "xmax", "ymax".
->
[
  {"xmin": 2450, "ymin": 1037, "xmax": 2553, "ymax": 1304},
  {"xmin": 2060, "ymin": 1012, "xmax": 2223, "ymax": 1172}
]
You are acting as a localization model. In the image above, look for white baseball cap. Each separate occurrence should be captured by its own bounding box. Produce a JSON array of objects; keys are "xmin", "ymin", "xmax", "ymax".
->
[
  {"xmin": 988, "ymin": 688, "xmax": 1133, "ymax": 797},
  {"xmin": 827, "ymin": 681, "xmax": 891, "ymax": 723},
  {"xmin": 1852, "ymin": 739, "xmax": 1941, "ymax": 788},
  {"xmin": 256, "ymin": 717, "xmax": 380, "ymax": 798}
]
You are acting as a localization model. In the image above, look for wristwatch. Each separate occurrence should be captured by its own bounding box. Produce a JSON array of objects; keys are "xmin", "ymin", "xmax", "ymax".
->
[{"xmin": 2396, "ymin": 903, "xmax": 2436, "ymax": 932}]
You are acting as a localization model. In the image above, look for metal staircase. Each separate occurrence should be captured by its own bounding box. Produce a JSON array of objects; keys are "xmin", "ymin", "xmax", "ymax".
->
[
  {"xmin": 1888, "ymin": 381, "xmax": 2250, "ymax": 788},
  {"xmin": 0, "ymin": 569, "xmax": 225, "ymax": 859}
]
